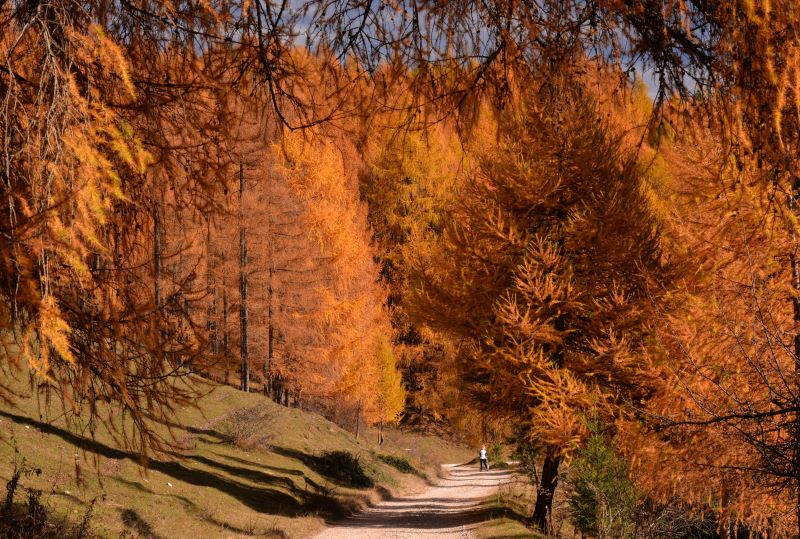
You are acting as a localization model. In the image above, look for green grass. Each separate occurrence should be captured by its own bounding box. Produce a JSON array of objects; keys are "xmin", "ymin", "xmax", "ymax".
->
[
  {"xmin": 0, "ymin": 370, "xmax": 470, "ymax": 539},
  {"xmin": 375, "ymin": 453, "xmax": 419, "ymax": 476}
]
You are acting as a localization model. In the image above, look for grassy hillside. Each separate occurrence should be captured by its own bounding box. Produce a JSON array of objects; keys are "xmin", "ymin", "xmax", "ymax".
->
[{"xmin": 0, "ymin": 371, "xmax": 474, "ymax": 538}]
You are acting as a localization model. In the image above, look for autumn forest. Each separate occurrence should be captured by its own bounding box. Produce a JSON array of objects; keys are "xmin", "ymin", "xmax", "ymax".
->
[{"xmin": 4, "ymin": 1, "xmax": 800, "ymax": 537}]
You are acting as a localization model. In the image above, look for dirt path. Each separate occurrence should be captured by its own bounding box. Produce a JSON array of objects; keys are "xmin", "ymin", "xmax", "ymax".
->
[{"xmin": 313, "ymin": 464, "xmax": 515, "ymax": 539}]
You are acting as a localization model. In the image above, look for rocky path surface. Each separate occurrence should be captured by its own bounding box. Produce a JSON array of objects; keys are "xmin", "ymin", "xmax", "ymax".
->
[{"xmin": 313, "ymin": 465, "xmax": 515, "ymax": 539}]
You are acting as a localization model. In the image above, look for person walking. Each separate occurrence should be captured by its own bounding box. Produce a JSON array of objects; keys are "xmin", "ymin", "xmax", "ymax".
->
[{"xmin": 479, "ymin": 445, "xmax": 489, "ymax": 471}]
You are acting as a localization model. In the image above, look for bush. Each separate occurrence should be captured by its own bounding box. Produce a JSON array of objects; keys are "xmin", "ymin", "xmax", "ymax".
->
[
  {"xmin": 1, "ymin": 457, "xmax": 97, "ymax": 539},
  {"xmin": 316, "ymin": 451, "xmax": 374, "ymax": 488},
  {"xmin": 218, "ymin": 406, "xmax": 276, "ymax": 451},
  {"xmin": 488, "ymin": 444, "xmax": 504, "ymax": 463},
  {"xmin": 566, "ymin": 430, "xmax": 638, "ymax": 539},
  {"xmin": 377, "ymin": 454, "xmax": 417, "ymax": 475}
]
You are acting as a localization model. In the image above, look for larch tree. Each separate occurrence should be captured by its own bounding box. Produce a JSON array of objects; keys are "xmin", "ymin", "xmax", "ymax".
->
[
  {"xmin": 613, "ymin": 109, "xmax": 800, "ymax": 536},
  {"xmin": 408, "ymin": 78, "xmax": 674, "ymax": 530},
  {"xmin": 360, "ymin": 119, "xmax": 464, "ymax": 429},
  {"xmin": 372, "ymin": 334, "xmax": 406, "ymax": 445},
  {"xmin": 272, "ymin": 128, "xmax": 398, "ymax": 424}
]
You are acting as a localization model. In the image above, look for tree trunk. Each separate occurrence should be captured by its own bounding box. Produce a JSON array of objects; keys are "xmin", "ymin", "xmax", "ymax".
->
[
  {"xmin": 264, "ymin": 263, "xmax": 273, "ymax": 397},
  {"xmin": 264, "ymin": 175, "xmax": 274, "ymax": 398},
  {"xmin": 379, "ymin": 419, "xmax": 384, "ymax": 445},
  {"xmin": 355, "ymin": 401, "xmax": 361, "ymax": 440},
  {"xmin": 238, "ymin": 162, "xmax": 249, "ymax": 393},
  {"xmin": 153, "ymin": 205, "xmax": 165, "ymax": 365},
  {"xmin": 271, "ymin": 375, "xmax": 282, "ymax": 404},
  {"xmin": 222, "ymin": 288, "xmax": 229, "ymax": 385},
  {"xmin": 791, "ymin": 176, "xmax": 800, "ymax": 536},
  {"xmin": 206, "ymin": 221, "xmax": 218, "ymax": 358},
  {"xmin": 531, "ymin": 448, "xmax": 561, "ymax": 532},
  {"xmin": 531, "ymin": 323, "xmax": 566, "ymax": 532},
  {"xmin": 153, "ymin": 205, "xmax": 161, "ymax": 311}
]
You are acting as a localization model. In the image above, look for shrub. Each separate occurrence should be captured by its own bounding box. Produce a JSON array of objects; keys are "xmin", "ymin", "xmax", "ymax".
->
[
  {"xmin": 488, "ymin": 444, "xmax": 504, "ymax": 463},
  {"xmin": 1, "ymin": 457, "xmax": 97, "ymax": 538},
  {"xmin": 218, "ymin": 406, "xmax": 276, "ymax": 451},
  {"xmin": 316, "ymin": 451, "xmax": 373, "ymax": 488},
  {"xmin": 566, "ymin": 431, "xmax": 638, "ymax": 539},
  {"xmin": 377, "ymin": 454, "xmax": 417, "ymax": 474}
]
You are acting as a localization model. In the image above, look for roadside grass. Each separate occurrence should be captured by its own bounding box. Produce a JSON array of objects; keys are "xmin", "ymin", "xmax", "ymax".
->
[
  {"xmin": 474, "ymin": 472, "xmax": 541, "ymax": 539},
  {"xmin": 374, "ymin": 427, "xmax": 474, "ymax": 480},
  {"xmin": 0, "ymin": 370, "xmax": 468, "ymax": 539},
  {"xmin": 473, "ymin": 467, "xmax": 580, "ymax": 539}
]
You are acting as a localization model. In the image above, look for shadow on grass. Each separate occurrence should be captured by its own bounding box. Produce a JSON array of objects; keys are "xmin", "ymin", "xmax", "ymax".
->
[
  {"xmin": 120, "ymin": 508, "xmax": 160, "ymax": 538},
  {"xmin": 0, "ymin": 410, "xmax": 347, "ymax": 519},
  {"xmin": 271, "ymin": 446, "xmax": 373, "ymax": 489},
  {"xmin": 210, "ymin": 451, "xmax": 305, "ymax": 477},
  {"xmin": 167, "ymin": 492, "xmax": 289, "ymax": 537},
  {"xmin": 112, "ymin": 476, "xmax": 155, "ymax": 495},
  {"xmin": 334, "ymin": 504, "xmax": 532, "ymax": 531},
  {"xmin": 186, "ymin": 454, "xmax": 298, "ymax": 493}
]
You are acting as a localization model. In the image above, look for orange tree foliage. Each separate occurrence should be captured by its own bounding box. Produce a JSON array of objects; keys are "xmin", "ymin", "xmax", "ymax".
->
[
  {"xmin": 0, "ymin": 5, "xmax": 208, "ymax": 458},
  {"xmin": 270, "ymin": 129, "xmax": 398, "ymax": 423},
  {"xmin": 407, "ymin": 79, "xmax": 675, "ymax": 526},
  {"xmin": 360, "ymin": 117, "xmax": 464, "ymax": 427},
  {"xmin": 7, "ymin": 1, "xmax": 800, "ymax": 484},
  {"xmin": 0, "ymin": 0, "xmax": 400, "ymax": 454},
  {"xmin": 613, "ymin": 115, "xmax": 800, "ymax": 535}
]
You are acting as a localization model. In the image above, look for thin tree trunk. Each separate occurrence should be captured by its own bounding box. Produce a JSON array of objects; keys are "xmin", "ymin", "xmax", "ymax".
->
[
  {"xmin": 223, "ymin": 286, "xmax": 229, "ymax": 385},
  {"xmin": 790, "ymin": 176, "xmax": 800, "ymax": 536},
  {"xmin": 153, "ymin": 205, "xmax": 161, "ymax": 310},
  {"xmin": 264, "ymin": 263, "xmax": 273, "ymax": 397},
  {"xmin": 532, "ymin": 448, "xmax": 561, "ymax": 532},
  {"xmin": 153, "ymin": 205, "xmax": 164, "ymax": 366},
  {"xmin": 264, "ymin": 175, "xmax": 274, "ymax": 398},
  {"xmin": 206, "ymin": 221, "xmax": 217, "ymax": 357},
  {"xmin": 379, "ymin": 419, "xmax": 384, "ymax": 445},
  {"xmin": 355, "ymin": 401, "xmax": 361, "ymax": 440},
  {"xmin": 239, "ymin": 162, "xmax": 249, "ymax": 393}
]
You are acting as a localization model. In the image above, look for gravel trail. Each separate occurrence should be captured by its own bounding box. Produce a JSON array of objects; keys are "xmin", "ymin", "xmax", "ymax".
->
[{"xmin": 313, "ymin": 464, "xmax": 514, "ymax": 539}]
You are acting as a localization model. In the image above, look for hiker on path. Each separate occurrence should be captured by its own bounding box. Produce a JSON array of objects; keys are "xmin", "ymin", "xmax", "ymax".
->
[{"xmin": 479, "ymin": 445, "xmax": 489, "ymax": 471}]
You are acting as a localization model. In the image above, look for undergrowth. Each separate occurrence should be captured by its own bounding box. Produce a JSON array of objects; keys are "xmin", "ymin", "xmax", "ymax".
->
[
  {"xmin": 376, "ymin": 454, "xmax": 420, "ymax": 476},
  {"xmin": 316, "ymin": 451, "xmax": 373, "ymax": 488},
  {"xmin": 1, "ymin": 455, "xmax": 97, "ymax": 539}
]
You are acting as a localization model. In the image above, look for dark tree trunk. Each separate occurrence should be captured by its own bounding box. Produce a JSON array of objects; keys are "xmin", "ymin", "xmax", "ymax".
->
[
  {"xmin": 531, "ymin": 449, "xmax": 561, "ymax": 532},
  {"xmin": 153, "ymin": 206, "xmax": 161, "ymax": 310},
  {"xmin": 271, "ymin": 375, "xmax": 282, "ymax": 404},
  {"xmin": 791, "ymin": 176, "xmax": 800, "ymax": 536},
  {"xmin": 206, "ymin": 221, "xmax": 218, "ymax": 358},
  {"xmin": 264, "ymin": 263, "xmax": 273, "ymax": 397},
  {"xmin": 355, "ymin": 401, "xmax": 361, "ymax": 440},
  {"xmin": 293, "ymin": 388, "xmax": 301, "ymax": 408},
  {"xmin": 222, "ymin": 288, "xmax": 229, "ymax": 385},
  {"xmin": 238, "ymin": 162, "xmax": 249, "ymax": 393}
]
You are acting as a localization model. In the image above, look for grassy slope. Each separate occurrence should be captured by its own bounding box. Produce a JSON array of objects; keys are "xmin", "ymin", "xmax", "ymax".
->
[
  {"xmin": 476, "ymin": 477, "xmax": 545, "ymax": 539},
  {"xmin": 0, "ymin": 370, "xmax": 496, "ymax": 539}
]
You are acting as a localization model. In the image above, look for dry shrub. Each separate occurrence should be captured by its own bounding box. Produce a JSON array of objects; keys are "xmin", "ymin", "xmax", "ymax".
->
[
  {"xmin": 1, "ymin": 456, "xmax": 98, "ymax": 538},
  {"xmin": 218, "ymin": 406, "xmax": 276, "ymax": 451}
]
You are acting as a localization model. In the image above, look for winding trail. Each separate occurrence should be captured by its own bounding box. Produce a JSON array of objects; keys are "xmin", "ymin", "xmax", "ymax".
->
[{"xmin": 314, "ymin": 465, "xmax": 515, "ymax": 539}]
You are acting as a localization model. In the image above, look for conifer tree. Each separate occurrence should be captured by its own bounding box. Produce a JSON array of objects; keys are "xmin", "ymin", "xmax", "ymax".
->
[{"xmin": 409, "ymin": 83, "xmax": 673, "ymax": 530}]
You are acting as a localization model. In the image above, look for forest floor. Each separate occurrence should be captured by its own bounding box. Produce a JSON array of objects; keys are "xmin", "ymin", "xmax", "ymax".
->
[
  {"xmin": 0, "ymin": 369, "xmax": 536, "ymax": 538},
  {"xmin": 314, "ymin": 464, "xmax": 534, "ymax": 538}
]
